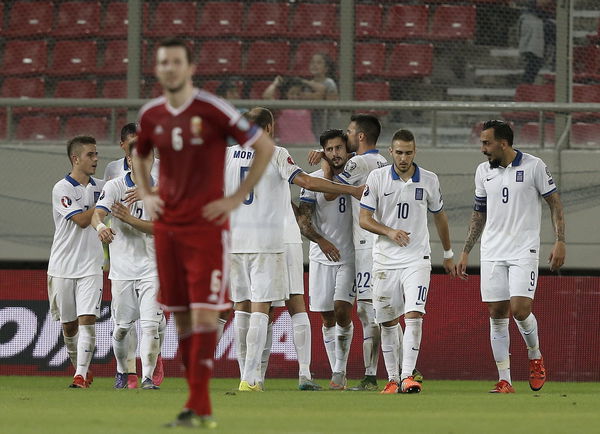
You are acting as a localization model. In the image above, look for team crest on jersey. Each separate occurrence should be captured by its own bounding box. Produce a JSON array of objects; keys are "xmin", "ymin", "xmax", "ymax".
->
[
  {"xmin": 363, "ymin": 185, "xmax": 370, "ymax": 196},
  {"xmin": 415, "ymin": 188, "xmax": 423, "ymax": 200},
  {"xmin": 61, "ymin": 196, "xmax": 72, "ymax": 208},
  {"xmin": 191, "ymin": 116, "xmax": 202, "ymax": 136},
  {"xmin": 99, "ymin": 191, "xmax": 106, "ymax": 201},
  {"xmin": 545, "ymin": 166, "xmax": 552, "ymax": 178},
  {"xmin": 516, "ymin": 170, "xmax": 524, "ymax": 182},
  {"xmin": 287, "ymin": 156, "xmax": 295, "ymax": 165}
]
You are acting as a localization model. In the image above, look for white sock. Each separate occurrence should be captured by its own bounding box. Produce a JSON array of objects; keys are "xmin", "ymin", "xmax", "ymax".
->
[
  {"xmin": 126, "ymin": 325, "xmax": 138, "ymax": 374},
  {"xmin": 63, "ymin": 331, "xmax": 79, "ymax": 369},
  {"xmin": 112, "ymin": 325, "xmax": 131, "ymax": 374},
  {"xmin": 234, "ymin": 311, "xmax": 251, "ymax": 378},
  {"xmin": 216, "ymin": 317, "xmax": 227, "ymax": 343},
  {"xmin": 242, "ymin": 312, "xmax": 269, "ymax": 385},
  {"xmin": 357, "ymin": 301, "xmax": 380, "ymax": 376},
  {"xmin": 333, "ymin": 323, "xmax": 354, "ymax": 374},
  {"xmin": 322, "ymin": 325, "xmax": 336, "ymax": 372},
  {"xmin": 401, "ymin": 318, "xmax": 423, "ymax": 380},
  {"xmin": 75, "ymin": 324, "xmax": 95, "ymax": 378},
  {"xmin": 397, "ymin": 324, "xmax": 404, "ymax": 369},
  {"xmin": 490, "ymin": 318, "xmax": 511, "ymax": 383},
  {"xmin": 515, "ymin": 313, "xmax": 542, "ymax": 360},
  {"xmin": 381, "ymin": 324, "xmax": 400, "ymax": 382},
  {"xmin": 140, "ymin": 320, "xmax": 160, "ymax": 380},
  {"xmin": 158, "ymin": 314, "xmax": 166, "ymax": 351},
  {"xmin": 261, "ymin": 322, "xmax": 273, "ymax": 383},
  {"xmin": 292, "ymin": 312, "xmax": 312, "ymax": 379}
]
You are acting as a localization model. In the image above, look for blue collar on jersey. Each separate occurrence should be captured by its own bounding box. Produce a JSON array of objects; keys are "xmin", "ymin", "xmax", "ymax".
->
[
  {"xmin": 390, "ymin": 163, "xmax": 420, "ymax": 182},
  {"xmin": 125, "ymin": 172, "xmax": 135, "ymax": 187},
  {"xmin": 510, "ymin": 149, "xmax": 523, "ymax": 167},
  {"xmin": 123, "ymin": 158, "xmax": 130, "ymax": 171},
  {"xmin": 65, "ymin": 174, "xmax": 96, "ymax": 186},
  {"xmin": 361, "ymin": 149, "xmax": 379, "ymax": 155}
]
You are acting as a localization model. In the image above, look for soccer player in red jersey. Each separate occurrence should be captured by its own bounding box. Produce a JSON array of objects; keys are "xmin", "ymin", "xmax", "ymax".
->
[{"xmin": 134, "ymin": 38, "xmax": 275, "ymax": 428}]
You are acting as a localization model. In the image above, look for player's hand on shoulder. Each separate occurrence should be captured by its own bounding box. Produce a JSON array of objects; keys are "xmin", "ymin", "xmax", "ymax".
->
[
  {"xmin": 142, "ymin": 193, "xmax": 164, "ymax": 220},
  {"xmin": 203, "ymin": 196, "xmax": 238, "ymax": 225},
  {"xmin": 308, "ymin": 149, "xmax": 324, "ymax": 166},
  {"xmin": 455, "ymin": 252, "xmax": 469, "ymax": 280},
  {"xmin": 317, "ymin": 238, "xmax": 340, "ymax": 262},
  {"xmin": 352, "ymin": 184, "xmax": 366, "ymax": 200},
  {"xmin": 548, "ymin": 240, "xmax": 566, "ymax": 271},
  {"xmin": 111, "ymin": 202, "xmax": 131, "ymax": 222},
  {"xmin": 387, "ymin": 228, "xmax": 410, "ymax": 247},
  {"xmin": 98, "ymin": 226, "xmax": 116, "ymax": 244}
]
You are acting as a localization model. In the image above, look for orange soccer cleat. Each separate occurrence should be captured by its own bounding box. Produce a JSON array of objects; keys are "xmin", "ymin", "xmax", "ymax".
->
[
  {"xmin": 489, "ymin": 380, "xmax": 515, "ymax": 393},
  {"xmin": 400, "ymin": 376, "xmax": 422, "ymax": 394},
  {"xmin": 69, "ymin": 375, "xmax": 88, "ymax": 389},
  {"xmin": 380, "ymin": 380, "xmax": 399, "ymax": 394},
  {"xmin": 529, "ymin": 358, "xmax": 546, "ymax": 391}
]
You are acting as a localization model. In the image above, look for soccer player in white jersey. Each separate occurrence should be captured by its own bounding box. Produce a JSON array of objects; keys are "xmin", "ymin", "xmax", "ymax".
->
[
  {"xmin": 227, "ymin": 107, "xmax": 364, "ymax": 392},
  {"xmin": 47, "ymin": 136, "xmax": 105, "ymax": 388},
  {"xmin": 360, "ymin": 129, "xmax": 456, "ymax": 394},
  {"xmin": 457, "ymin": 120, "xmax": 566, "ymax": 394},
  {"xmin": 298, "ymin": 129, "xmax": 356, "ymax": 388},
  {"xmin": 92, "ymin": 138, "xmax": 166, "ymax": 390}
]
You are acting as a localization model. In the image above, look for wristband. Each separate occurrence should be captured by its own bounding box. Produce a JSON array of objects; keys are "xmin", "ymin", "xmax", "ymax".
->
[
  {"xmin": 443, "ymin": 249, "xmax": 454, "ymax": 259},
  {"xmin": 95, "ymin": 223, "xmax": 107, "ymax": 232}
]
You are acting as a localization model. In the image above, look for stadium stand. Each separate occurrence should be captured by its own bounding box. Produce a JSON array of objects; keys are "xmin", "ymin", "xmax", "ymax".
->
[
  {"xmin": 385, "ymin": 44, "xmax": 434, "ymax": 79},
  {"xmin": 49, "ymin": 41, "xmax": 98, "ymax": 77},
  {"xmin": 246, "ymin": 41, "xmax": 291, "ymax": 77},
  {"xmin": 51, "ymin": 1, "xmax": 101, "ymax": 38},
  {"xmin": 2, "ymin": 40, "xmax": 48, "ymax": 75},
  {"xmin": 355, "ymin": 43, "xmax": 386, "ymax": 79},
  {"xmin": 102, "ymin": 2, "xmax": 129, "ymax": 38},
  {"xmin": 429, "ymin": 5, "xmax": 477, "ymax": 40},
  {"xmin": 197, "ymin": 40, "xmax": 242, "ymax": 76},
  {"xmin": 196, "ymin": 1, "xmax": 243, "ymax": 37},
  {"xmin": 98, "ymin": 40, "xmax": 129, "ymax": 76},
  {"xmin": 244, "ymin": 2, "xmax": 290, "ymax": 38},
  {"xmin": 144, "ymin": 1, "xmax": 196, "ymax": 38},
  {"xmin": 383, "ymin": 5, "xmax": 430, "ymax": 41},
  {"xmin": 15, "ymin": 115, "xmax": 61, "ymax": 141},
  {"xmin": 64, "ymin": 115, "xmax": 109, "ymax": 141},
  {"xmin": 355, "ymin": 4, "xmax": 383, "ymax": 39},
  {"xmin": 291, "ymin": 41, "xmax": 338, "ymax": 77},
  {"xmin": 3, "ymin": 1, "xmax": 53, "ymax": 37},
  {"xmin": 289, "ymin": 3, "xmax": 339, "ymax": 39}
]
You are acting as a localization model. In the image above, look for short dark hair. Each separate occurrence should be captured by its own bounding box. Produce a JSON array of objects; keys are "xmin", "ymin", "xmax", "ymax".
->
[
  {"xmin": 350, "ymin": 114, "xmax": 381, "ymax": 145},
  {"xmin": 216, "ymin": 78, "xmax": 239, "ymax": 98},
  {"xmin": 67, "ymin": 136, "xmax": 96, "ymax": 164},
  {"xmin": 120, "ymin": 123, "xmax": 137, "ymax": 143},
  {"xmin": 157, "ymin": 38, "xmax": 192, "ymax": 64},
  {"xmin": 319, "ymin": 129, "xmax": 348, "ymax": 149},
  {"xmin": 482, "ymin": 120, "xmax": 513, "ymax": 147},
  {"xmin": 280, "ymin": 77, "xmax": 304, "ymax": 99},
  {"xmin": 244, "ymin": 107, "xmax": 274, "ymax": 130},
  {"xmin": 392, "ymin": 129, "xmax": 415, "ymax": 144}
]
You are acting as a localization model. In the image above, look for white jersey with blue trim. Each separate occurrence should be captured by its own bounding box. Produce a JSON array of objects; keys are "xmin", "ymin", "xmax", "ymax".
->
[
  {"xmin": 335, "ymin": 149, "xmax": 388, "ymax": 250},
  {"xmin": 474, "ymin": 150, "xmax": 557, "ymax": 261},
  {"xmin": 96, "ymin": 173, "xmax": 157, "ymax": 280},
  {"xmin": 48, "ymin": 175, "xmax": 105, "ymax": 278},
  {"xmin": 299, "ymin": 169, "xmax": 354, "ymax": 265},
  {"xmin": 226, "ymin": 145, "xmax": 303, "ymax": 253},
  {"xmin": 103, "ymin": 157, "xmax": 160, "ymax": 182},
  {"xmin": 360, "ymin": 164, "xmax": 443, "ymax": 269}
]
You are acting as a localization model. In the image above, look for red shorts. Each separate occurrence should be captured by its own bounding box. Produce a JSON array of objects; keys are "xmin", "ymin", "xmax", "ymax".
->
[{"xmin": 154, "ymin": 223, "xmax": 231, "ymax": 312}]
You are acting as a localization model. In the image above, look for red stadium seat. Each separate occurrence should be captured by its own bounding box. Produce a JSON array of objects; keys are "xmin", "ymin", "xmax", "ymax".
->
[
  {"xmin": 355, "ymin": 81, "xmax": 391, "ymax": 115},
  {"xmin": 0, "ymin": 5, "xmax": 3, "ymax": 34},
  {"xmin": 1, "ymin": 77, "xmax": 46, "ymax": 114},
  {"xmin": 517, "ymin": 122, "xmax": 555, "ymax": 145},
  {"xmin": 0, "ymin": 111, "xmax": 6, "ymax": 140},
  {"xmin": 291, "ymin": 41, "xmax": 338, "ymax": 77},
  {"xmin": 52, "ymin": 2, "xmax": 101, "ymax": 37},
  {"xmin": 197, "ymin": 41, "xmax": 242, "ymax": 75},
  {"xmin": 50, "ymin": 80, "xmax": 99, "ymax": 116},
  {"xmin": 289, "ymin": 3, "xmax": 339, "ymax": 39},
  {"xmin": 64, "ymin": 116, "xmax": 109, "ymax": 141},
  {"xmin": 275, "ymin": 109, "xmax": 316, "ymax": 145},
  {"xmin": 572, "ymin": 123, "xmax": 600, "ymax": 146},
  {"xmin": 2, "ymin": 40, "xmax": 48, "ymax": 75},
  {"xmin": 502, "ymin": 84, "xmax": 555, "ymax": 121},
  {"xmin": 102, "ymin": 2, "xmax": 129, "ymax": 38},
  {"xmin": 430, "ymin": 5, "xmax": 476, "ymax": 40},
  {"xmin": 385, "ymin": 44, "xmax": 433, "ymax": 78},
  {"xmin": 4, "ymin": 1, "xmax": 53, "ymax": 37},
  {"xmin": 573, "ymin": 85, "xmax": 600, "ymax": 120},
  {"xmin": 49, "ymin": 41, "xmax": 98, "ymax": 76},
  {"xmin": 355, "ymin": 4, "xmax": 382, "ymax": 39},
  {"xmin": 98, "ymin": 40, "xmax": 129, "ymax": 75},
  {"xmin": 383, "ymin": 5, "xmax": 429, "ymax": 40},
  {"xmin": 244, "ymin": 2, "xmax": 289, "ymax": 38},
  {"xmin": 16, "ymin": 115, "xmax": 61, "ymax": 141},
  {"xmin": 249, "ymin": 80, "xmax": 274, "ymax": 99},
  {"xmin": 355, "ymin": 43, "xmax": 386, "ymax": 79},
  {"xmin": 196, "ymin": 2, "xmax": 243, "ymax": 37},
  {"xmin": 573, "ymin": 45, "xmax": 600, "ymax": 82},
  {"xmin": 145, "ymin": 2, "xmax": 197, "ymax": 37},
  {"xmin": 201, "ymin": 79, "xmax": 244, "ymax": 98},
  {"xmin": 101, "ymin": 80, "xmax": 126, "ymax": 98},
  {"xmin": 246, "ymin": 41, "xmax": 290, "ymax": 77}
]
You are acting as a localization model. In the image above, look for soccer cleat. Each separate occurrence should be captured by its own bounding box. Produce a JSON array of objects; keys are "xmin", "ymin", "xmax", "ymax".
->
[
  {"xmin": 529, "ymin": 358, "xmax": 546, "ymax": 391},
  {"xmin": 348, "ymin": 375, "xmax": 378, "ymax": 391},
  {"xmin": 114, "ymin": 372, "xmax": 128, "ymax": 389},
  {"xmin": 164, "ymin": 410, "xmax": 217, "ymax": 429},
  {"xmin": 152, "ymin": 354, "xmax": 164, "ymax": 386},
  {"xmin": 400, "ymin": 376, "xmax": 422, "ymax": 394},
  {"xmin": 69, "ymin": 375, "xmax": 88, "ymax": 389},
  {"xmin": 329, "ymin": 372, "xmax": 347, "ymax": 390},
  {"xmin": 85, "ymin": 369, "xmax": 94, "ymax": 387},
  {"xmin": 298, "ymin": 376, "xmax": 322, "ymax": 391},
  {"xmin": 380, "ymin": 380, "xmax": 399, "ymax": 394},
  {"xmin": 238, "ymin": 380, "xmax": 263, "ymax": 392},
  {"xmin": 141, "ymin": 377, "xmax": 160, "ymax": 390},
  {"xmin": 412, "ymin": 369, "xmax": 424, "ymax": 384},
  {"xmin": 489, "ymin": 380, "xmax": 515, "ymax": 394},
  {"xmin": 127, "ymin": 373, "xmax": 138, "ymax": 389}
]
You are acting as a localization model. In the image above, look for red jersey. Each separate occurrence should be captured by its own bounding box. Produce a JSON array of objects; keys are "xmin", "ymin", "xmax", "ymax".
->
[{"xmin": 137, "ymin": 89, "xmax": 261, "ymax": 227}]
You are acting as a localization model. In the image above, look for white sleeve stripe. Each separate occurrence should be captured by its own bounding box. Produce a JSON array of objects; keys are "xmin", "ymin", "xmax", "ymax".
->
[{"xmin": 195, "ymin": 92, "xmax": 240, "ymax": 121}]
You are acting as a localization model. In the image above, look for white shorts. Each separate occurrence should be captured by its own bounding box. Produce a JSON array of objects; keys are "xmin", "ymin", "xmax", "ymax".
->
[
  {"xmin": 272, "ymin": 243, "xmax": 304, "ymax": 308},
  {"xmin": 354, "ymin": 248, "xmax": 374, "ymax": 301},
  {"xmin": 47, "ymin": 275, "xmax": 103, "ymax": 323},
  {"xmin": 229, "ymin": 252, "xmax": 288, "ymax": 303},
  {"xmin": 308, "ymin": 260, "xmax": 356, "ymax": 312},
  {"xmin": 480, "ymin": 259, "xmax": 539, "ymax": 302},
  {"xmin": 110, "ymin": 277, "xmax": 162, "ymax": 325},
  {"xmin": 372, "ymin": 265, "xmax": 431, "ymax": 324}
]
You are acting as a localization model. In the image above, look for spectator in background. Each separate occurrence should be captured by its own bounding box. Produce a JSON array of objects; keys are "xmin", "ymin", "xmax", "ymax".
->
[
  {"xmin": 518, "ymin": 0, "xmax": 555, "ymax": 83},
  {"xmin": 305, "ymin": 53, "xmax": 339, "ymax": 137},
  {"xmin": 216, "ymin": 77, "xmax": 242, "ymax": 100}
]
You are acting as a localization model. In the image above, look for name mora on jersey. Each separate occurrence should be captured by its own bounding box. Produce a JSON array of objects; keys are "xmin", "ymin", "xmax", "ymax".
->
[{"xmin": 233, "ymin": 149, "xmax": 254, "ymax": 159}]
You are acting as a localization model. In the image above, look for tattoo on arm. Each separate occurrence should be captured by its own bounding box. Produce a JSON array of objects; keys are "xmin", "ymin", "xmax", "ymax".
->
[
  {"xmin": 463, "ymin": 211, "xmax": 486, "ymax": 254},
  {"xmin": 545, "ymin": 192, "xmax": 566, "ymax": 242},
  {"xmin": 297, "ymin": 201, "xmax": 323, "ymax": 243}
]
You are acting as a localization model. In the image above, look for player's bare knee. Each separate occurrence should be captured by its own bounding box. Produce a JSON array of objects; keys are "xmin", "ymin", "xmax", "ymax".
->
[
  {"xmin": 381, "ymin": 318, "xmax": 399, "ymax": 327},
  {"xmin": 78, "ymin": 314, "xmax": 96, "ymax": 326},
  {"xmin": 405, "ymin": 311, "xmax": 423, "ymax": 320},
  {"xmin": 285, "ymin": 295, "xmax": 306, "ymax": 316},
  {"xmin": 321, "ymin": 311, "xmax": 336, "ymax": 328},
  {"xmin": 174, "ymin": 311, "xmax": 193, "ymax": 335},
  {"xmin": 62, "ymin": 320, "xmax": 79, "ymax": 337},
  {"xmin": 487, "ymin": 301, "xmax": 510, "ymax": 319},
  {"xmin": 334, "ymin": 302, "xmax": 352, "ymax": 327},
  {"xmin": 190, "ymin": 308, "xmax": 219, "ymax": 331}
]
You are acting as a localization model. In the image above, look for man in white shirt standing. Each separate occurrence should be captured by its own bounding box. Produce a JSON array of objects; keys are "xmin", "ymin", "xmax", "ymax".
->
[
  {"xmin": 360, "ymin": 129, "xmax": 456, "ymax": 394},
  {"xmin": 457, "ymin": 120, "xmax": 566, "ymax": 393},
  {"xmin": 47, "ymin": 136, "xmax": 105, "ymax": 388}
]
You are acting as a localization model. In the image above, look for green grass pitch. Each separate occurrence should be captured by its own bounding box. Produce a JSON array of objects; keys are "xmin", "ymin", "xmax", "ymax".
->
[{"xmin": 1, "ymin": 377, "xmax": 599, "ymax": 433}]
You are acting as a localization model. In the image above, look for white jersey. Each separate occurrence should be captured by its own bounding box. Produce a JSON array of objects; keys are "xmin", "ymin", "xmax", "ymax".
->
[
  {"xmin": 335, "ymin": 149, "xmax": 388, "ymax": 250},
  {"xmin": 226, "ymin": 145, "xmax": 303, "ymax": 253},
  {"xmin": 283, "ymin": 195, "xmax": 302, "ymax": 245},
  {"xmin": 48, "ymin": 175, "xmax": 105, "ymax": 278},
  {"xmin": 475, "ymin": 150, "xmax": 557, "ymax": 261},
  {"xmin": 103, "ymin": 157, "xmax": 160, "ymax": 181},
  {"xmin": 300, "ymin": 169, "xmax": 354, "ymax": 265},
  {"xmin": 96, "ymin": 172, "xmax": 157, "ymax": 280},
  {"xmin": 360, "ymin": 164, "xmax": 443, "ymax": 269}
]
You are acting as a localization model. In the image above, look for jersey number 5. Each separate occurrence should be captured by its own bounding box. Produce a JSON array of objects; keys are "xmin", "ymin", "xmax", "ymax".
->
[{"xmin": 240, "ymin": 167, "xmax": 255, "ymax": 205}]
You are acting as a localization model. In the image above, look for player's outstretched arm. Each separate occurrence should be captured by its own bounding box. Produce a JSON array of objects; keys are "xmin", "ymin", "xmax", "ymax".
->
[
  {"xmin": 432, "ymin": 210, "xmax": 457, "ymax": 277},
  {"xmin": 70, "ymin": 207, "xmax": 96, "ymax": 229},
  {"xmin": 91, "ymin": 207, "xmax": 115, "ymax": 243},
  {"xmin": 359, "ymin": 207, "xmax": 410, "ymax": 247},
  {"xmin": 544, "ymin": 191, "xmax": 566, "ymax": 271},
  {"xmin": 293, "ymin": 173, "xmax": 364, "ymax": 200},
  {"xmin": 297, "ymin": 200, "xmax": 340, "ymax": 262},
  {"xmin": 203, "ymin": 131, "xmax": 275, "ymax": 224},
  {"xmin": 456, "ymin": 210, "xmax": 487, "ymax": 280},
  {"xmin": 111, "ymin": 202, "xmax": 154, "ymax": 234},
  {"xmin": 132, "ymin": 150, "xmax": 164, "ymax": 219}
]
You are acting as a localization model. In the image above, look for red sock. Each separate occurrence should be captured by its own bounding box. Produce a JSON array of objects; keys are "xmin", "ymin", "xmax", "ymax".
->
[
  {"xmin": 185, "ymin": 329, "xmax": 217, "ymax": 417},
  {"xmin": 178, "ymin": 334, "xmax": 192, "ymax": 403}
]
